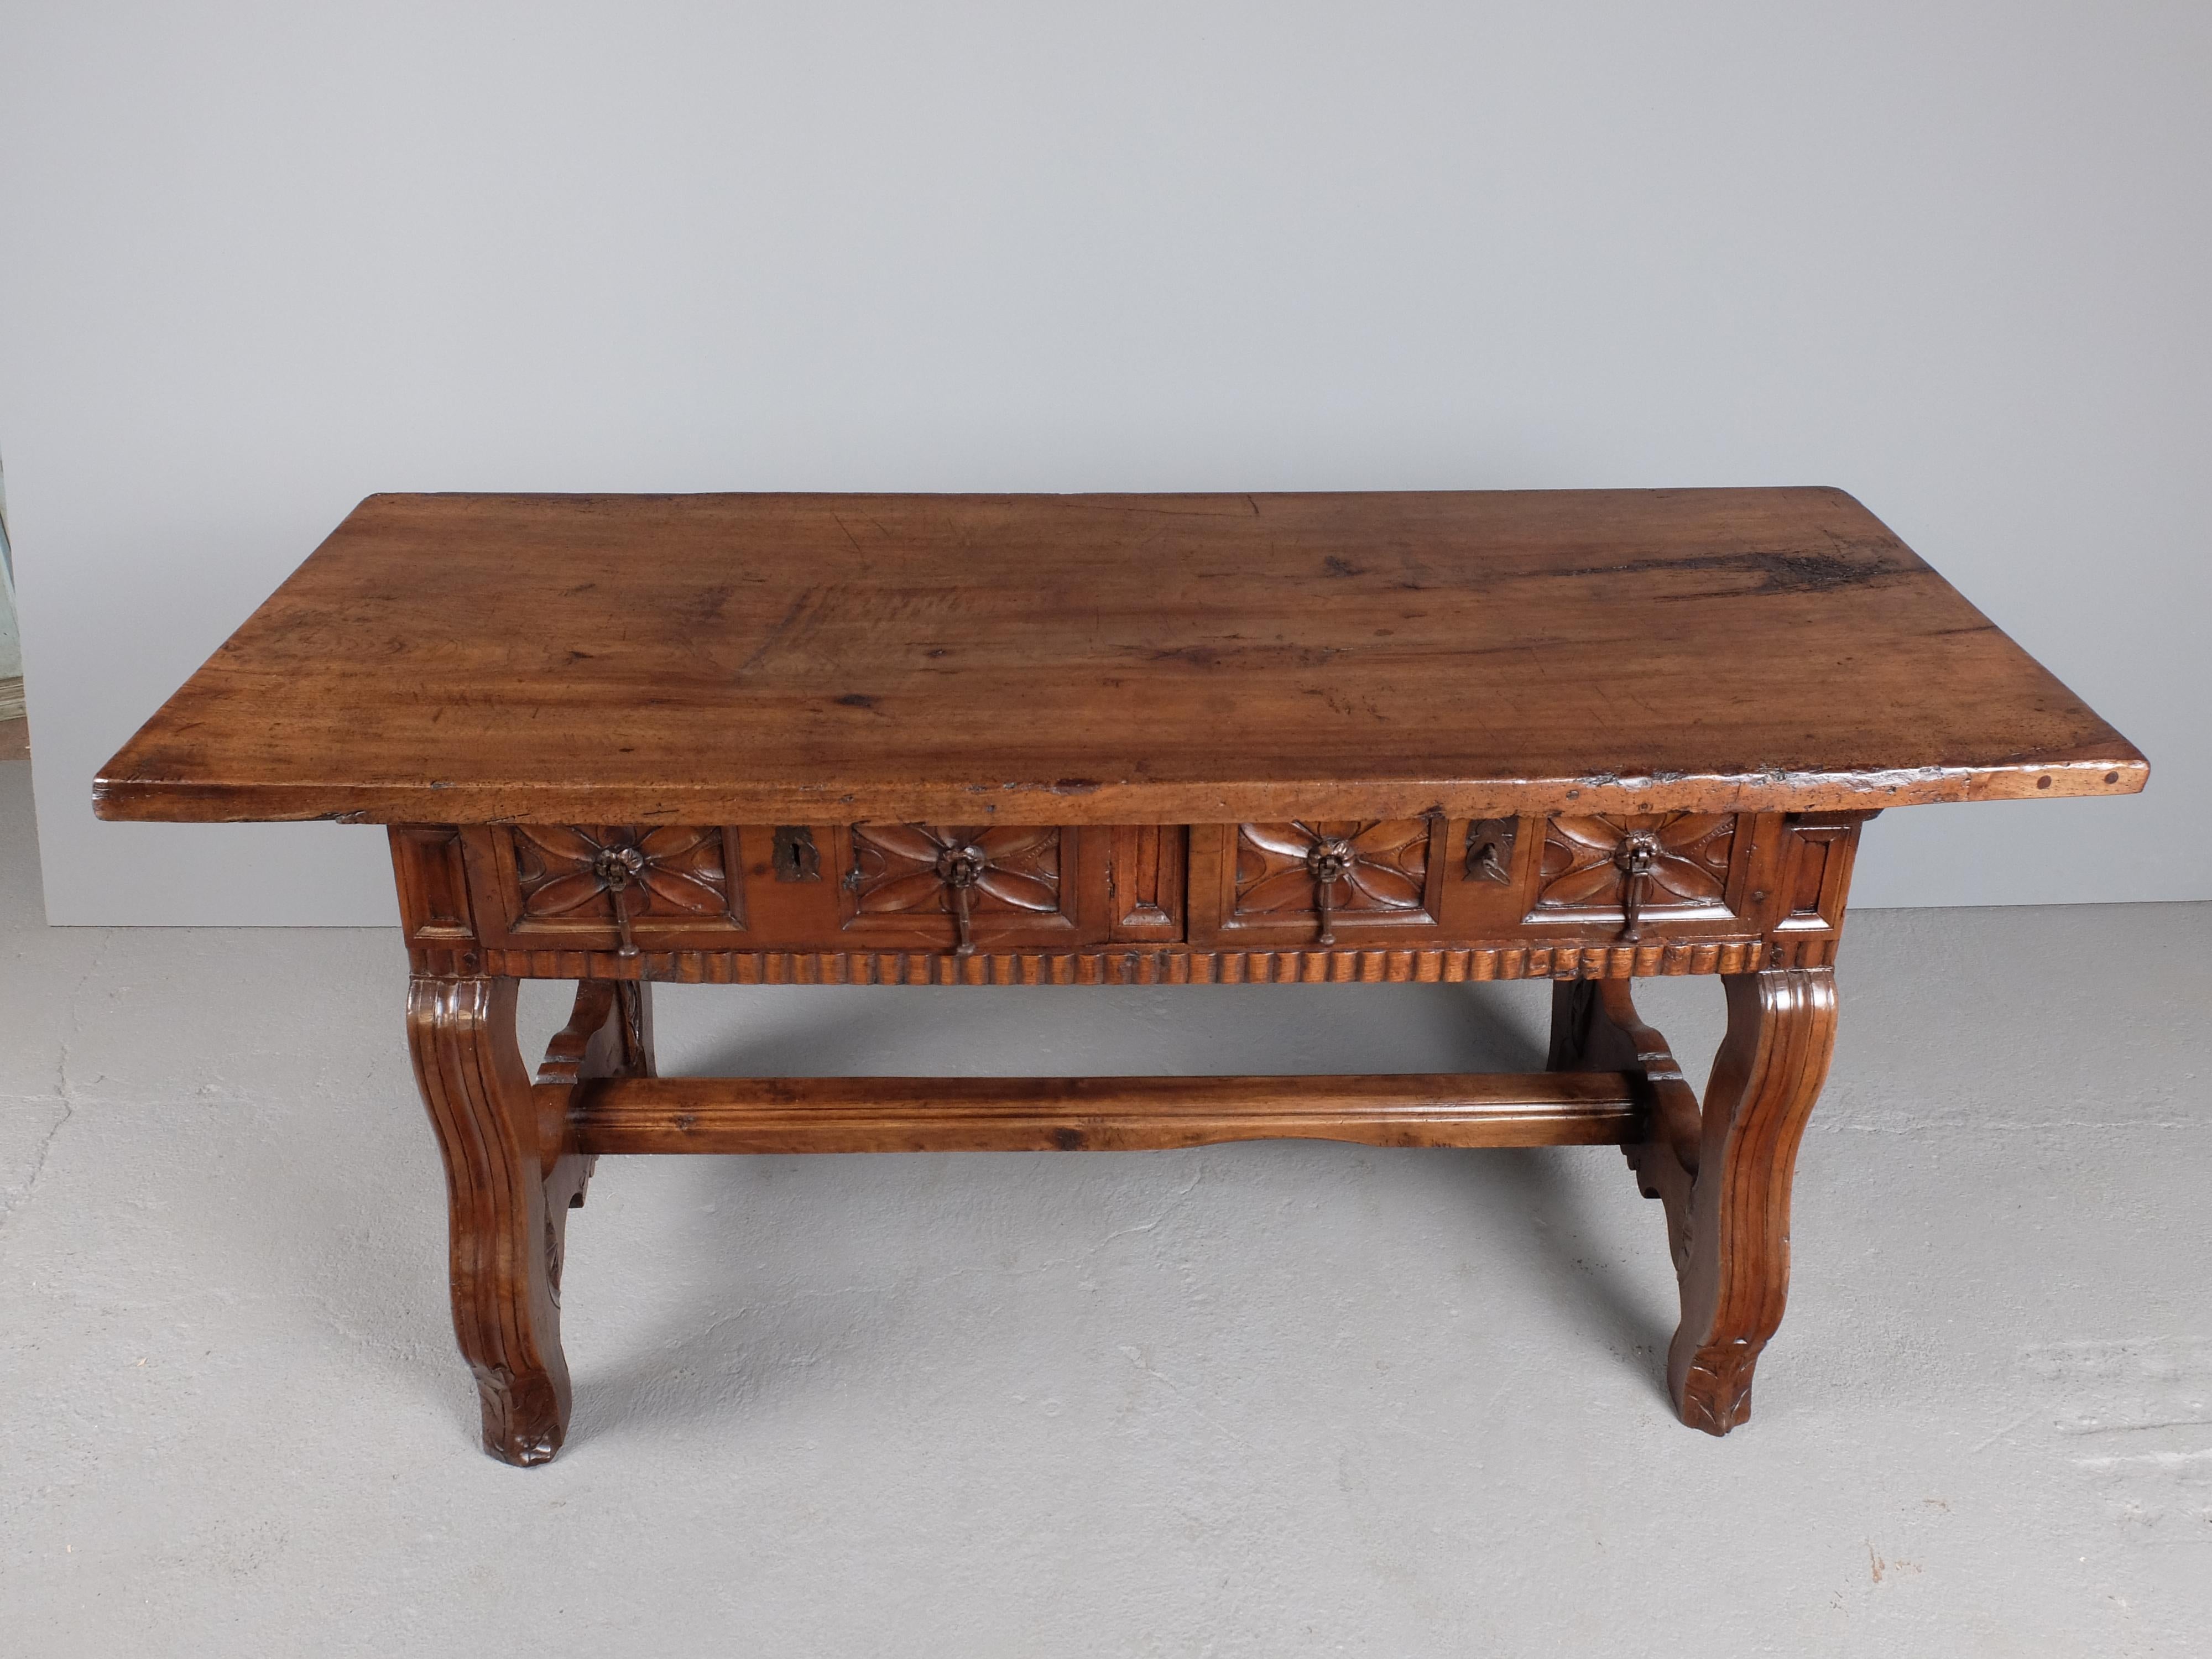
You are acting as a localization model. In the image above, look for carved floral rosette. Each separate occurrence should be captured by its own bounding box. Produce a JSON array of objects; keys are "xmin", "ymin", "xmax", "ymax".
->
[
  {"xmin": 849, "ymin": 824, "xmax": 1062, "ymax": 917},
  {"xmin": 1533, "ymin": 814, "xmax": 1734, "ymax": 918},
  {"xmin": 1233, "ymin": 821, "xmax": 1430, "ymax": 917},
  {"xmin": 513, "ymin": 826, "xmax": 737, "ymax": 924}
]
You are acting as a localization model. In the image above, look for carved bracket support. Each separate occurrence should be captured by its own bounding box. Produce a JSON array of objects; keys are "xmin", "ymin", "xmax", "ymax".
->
[
  {"xmin": 534, "ymin": 978, "xmax": 658, "ymax": 1208},
  {"xmin": 1548, "ymin": 979, "xmax": 1699, "ymax": 1271}
]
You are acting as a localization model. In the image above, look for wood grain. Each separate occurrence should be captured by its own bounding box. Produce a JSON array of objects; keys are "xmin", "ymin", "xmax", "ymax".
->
[
  {"xmin": 95, "ymin": 490, "xmax": 2146, "ymax": 825},
  {"xmin": 570, "ymin": 1071, "xmax": 1642, "ymax": 1155}
]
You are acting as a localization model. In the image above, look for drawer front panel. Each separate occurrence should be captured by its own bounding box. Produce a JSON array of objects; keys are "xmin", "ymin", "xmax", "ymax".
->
[
  {"xmin": 472, "ymin": 825, "xmax": 749, "ymax": 950},
  {"xmin": 832, "ymin": 823, "xmax": 1110, "ymax": 951},
  {"xmin": 1524, "ymin": 813, "xmax": 1744, "ymax": 928},
  {"xmin": 1190, "ymin": 819, "xmax": 1447, "ymax": 946},
  {"xmin": 469, "ymin": 823, "xmax": 1115, "ymax": 952},
  {"xmin": 435, "ymin": 811, "xmax": 1855, "ymax": 963},
  {"xmin": 841, "ymin": 823, "xmax": 1070, "ymax": 947}
]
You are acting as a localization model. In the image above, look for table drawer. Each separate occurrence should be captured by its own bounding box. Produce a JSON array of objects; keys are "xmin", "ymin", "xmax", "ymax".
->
[
  {"xmin": 1188, "ymin": 820, "xmax": 1447, "ymax": 947},
  {"xmin": 1521, "ymin": 812, "xmax": 1747, "ymax": 935},
  {"xmin": 1188, "ymin": 813, "xmax": 1774, "ymax": 950},
  {"xmin": 469, "ymin": 825, "xmax": 751, "ymax": 952},
  {"xmin": 826, "ymin": 823, "xmax": 1110, "ymax": 952},
  {"xmin": 404, "ymin": 811, "xmax": 1851, "ymax": 963},
  {"xmin": 450, "ymin": 823, "xmax": 1122, "ymax": 953}
]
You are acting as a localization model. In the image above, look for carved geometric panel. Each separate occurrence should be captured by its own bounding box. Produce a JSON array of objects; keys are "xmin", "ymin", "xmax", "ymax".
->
[
  {"xmin": 510, "ymin": 826, "xmax": 743, "ymax": 930},
  {"xmin": 1528, "ymin": 814, "xmax": 1738, "ymax": 921},
  {"xmin": 1231, "ymin": 821, "xmax": 1437, "ymax": 926},
  {"xmin": 848, "ymin": 825, "xmax": 1063, "ymax": 918},
  {"xmin": 837, "ymin": 823, "xmax": 1087, "ymax": 953},
  {"xmin": 1110, "ymin": 824, "xmax": 1186, "ymax": 940},
  {"xmin": 1771, "ymin": 813, "xmax": 1864, "ymax": 934},
  {"xmin": 390, "ymin": 825, "xmax": 477, "ymax": 944}
]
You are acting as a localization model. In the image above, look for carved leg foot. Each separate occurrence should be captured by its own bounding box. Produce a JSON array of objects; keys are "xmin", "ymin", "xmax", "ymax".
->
[
  {"xmin": 408, "ymin": 973, "xmax": 574, "ymax": 1466},
  {"xmin": 1668, "ymin": 967, "xmax": 1837, "ymax": 1434}
]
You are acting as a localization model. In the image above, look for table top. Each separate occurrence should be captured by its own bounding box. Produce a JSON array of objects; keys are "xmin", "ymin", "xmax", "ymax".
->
[{"xmin": 94, "ymin": 489, "xmax": 2146, "ymax": 826}]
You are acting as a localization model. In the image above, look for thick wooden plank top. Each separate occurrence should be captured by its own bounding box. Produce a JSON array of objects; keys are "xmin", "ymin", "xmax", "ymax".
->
[{"xmin": 94, "ymin": 489, "xmax": 2146, "ymax": 825}]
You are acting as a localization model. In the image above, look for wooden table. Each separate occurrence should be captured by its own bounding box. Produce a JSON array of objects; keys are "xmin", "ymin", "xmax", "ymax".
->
[{"xmin": 96, "ymin": 489, "xmax": 2146, "ymax": 1464}]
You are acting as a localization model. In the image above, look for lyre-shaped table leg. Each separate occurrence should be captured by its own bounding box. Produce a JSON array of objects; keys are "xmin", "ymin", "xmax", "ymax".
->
[
  {"xmin": 407, "ymin": 974, "xmax": 571, "ymax": 1465},
  {"xmin": 409, "ymin": 974, "xmax": 659, "ymax": 1464},
  {"xmin": 1670, "ymin": 967, "xmax": 1837, "ymax": 1433},
  {"xmin": 1551, "ymin": 966, "xmax": 1837, "ymax": 1434}
]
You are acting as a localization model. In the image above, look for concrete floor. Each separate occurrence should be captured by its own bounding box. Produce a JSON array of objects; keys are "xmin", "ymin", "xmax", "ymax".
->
[{"xmin": 2, "ymin": 738, "xmax": 2207, "ymax": 1656}]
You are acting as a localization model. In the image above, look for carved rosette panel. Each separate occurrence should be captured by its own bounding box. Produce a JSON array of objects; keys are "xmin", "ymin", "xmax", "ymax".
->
[
  {"xmin": 1531, "ymin": 815, "xmax": 1736, "ymax": 935},
  {"xmin": 512, "ymin": 826, "xmax": 740, "ymax": 948},
  {"xmin": 1233, "ymin": 821, "xmax": 1432, "ymax": 938},
  {"xmin": 849, "ymin": 825, "xmax": 1063, "ymax": 952}
]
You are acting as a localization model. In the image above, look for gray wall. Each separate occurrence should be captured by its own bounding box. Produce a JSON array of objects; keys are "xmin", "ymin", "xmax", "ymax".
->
[
  {"xmin": 0, "ymin": 458, "xmax": 19, "ymax": 690},
  {"xmin": 2, "ymin": 2, "xmax": 2203, "ymax": 925},
  {"xmin": 0, "ymin": 518, "xmax": 19, "ymax": 690}
]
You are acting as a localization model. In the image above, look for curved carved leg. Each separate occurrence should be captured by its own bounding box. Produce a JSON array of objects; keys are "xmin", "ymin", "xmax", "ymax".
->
[
  {"xmin": 1668, "ymin": 967, "xmax": 1837, "ymax": 1434},
  {"xmin": 407, "ymin": 973, "xmax": 572, "ymax": 1466},
  {"xmin": 1551, "ymin": 969, "xmax": 1837, "ymax": 1434}
]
